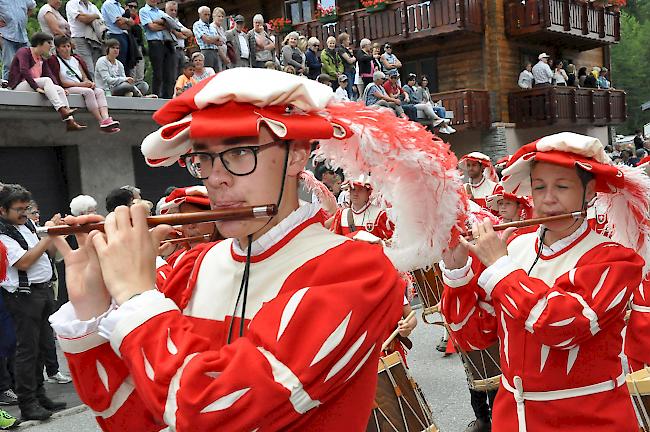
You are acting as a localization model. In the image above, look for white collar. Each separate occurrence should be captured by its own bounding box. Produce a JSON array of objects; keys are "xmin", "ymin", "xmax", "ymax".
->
[
  {"xmin": 232, "ymin": 203, "xmax": 320, "ymax": 257},
  {"xmin": 471, "ymin": 176, "xmax": 486, "ymax": 188},
  {"xmin": 538, "ymin": 219, "xmax": 589, "ymax": 255}
]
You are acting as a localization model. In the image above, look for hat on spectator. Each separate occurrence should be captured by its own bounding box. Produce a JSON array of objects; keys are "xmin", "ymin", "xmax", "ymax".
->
[
  {"xmin": 458, "ymin": 152, "xmax": 498, "ymax": 182},
  {"xmin": 317, "ymin": 73, "xmax": 332, "ymax": 83},
  {"xmin": 538, "ymin": 52, "xmax": 550, "ymax": 60},
  {"xmin": 502, "ymin": 132, "xmax": 650, "ymax": 275},
  {"xmin": 337, "ymin": 74, "xmax": 348, "ymax": 83},
  {"xmin": 158, "ymin": 186, "xmax": 211, "ymax": 214},
  {"xmin": 373, "ymin": 71, "xmax": 386, "ymax": 81},
  {"xmin": 233, "ymin": 14, "xmax": 245, "ymax": 23},
  {"xmin": 386, "ymin": 69, "xmax": 399, "ymax": 77},
  {"xmin": 384, "ymin": 43, "xmax": 391, "ymax": 49},
  {"xmin": 141, "ymin": 67, "xmax": 465, "ymax": 271}
]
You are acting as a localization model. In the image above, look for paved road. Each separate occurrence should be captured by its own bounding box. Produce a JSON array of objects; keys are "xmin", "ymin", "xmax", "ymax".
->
[{"xmin": 22, "ymin": 311, "xmax": 475, "ymax": 431}]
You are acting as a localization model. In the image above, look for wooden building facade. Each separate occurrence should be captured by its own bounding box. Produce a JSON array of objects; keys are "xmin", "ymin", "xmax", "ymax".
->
[{"xmin": 177, "ymin": 0, "xmax": 625, "ymax": 156}]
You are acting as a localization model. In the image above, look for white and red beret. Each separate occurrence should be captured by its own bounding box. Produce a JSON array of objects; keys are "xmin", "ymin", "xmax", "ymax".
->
[{"xmin": 158, "ymin": 186, "xmax": 210, "ymax": 214}]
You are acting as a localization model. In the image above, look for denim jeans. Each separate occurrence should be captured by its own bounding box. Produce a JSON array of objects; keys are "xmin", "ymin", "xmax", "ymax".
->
[{"xmin": 1, "ymin": 38, "xmax": 28, "ymax": 81}]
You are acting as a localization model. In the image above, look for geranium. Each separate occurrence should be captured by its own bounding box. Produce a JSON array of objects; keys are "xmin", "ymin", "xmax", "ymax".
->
[
  {"xmin": 314, "ymin": 3, "xmax": 339, "ymax": 19},
  {"xmin": 267, "ymin": 17, "xmax": 292, "ymax": 32},
  {"xmin": 361, "ymin": 0, "xmax": 389, "ymax": 7}
]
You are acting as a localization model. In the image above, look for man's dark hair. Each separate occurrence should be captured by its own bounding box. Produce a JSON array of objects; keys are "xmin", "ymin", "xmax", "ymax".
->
[
  {"xmin": 54, "ymin": 35, "xmax": 72, "ymax": 48},
  {"xmin": 30, "ymin": 32, "xmax": 53, "ymax": 48},
  {"xmin": 0, "ymin": 184, "xmax": 32, "ymax": 211},
  {"xmin": 106, "ymin": 188, "xmax": 134, "ymax": 212}
]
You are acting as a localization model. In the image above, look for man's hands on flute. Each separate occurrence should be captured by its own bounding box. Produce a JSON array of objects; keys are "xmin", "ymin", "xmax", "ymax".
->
[
  {"xmin": 442, "ymin": 220, "xmax": 516, "ymax": 269},
  {"xmin": 49, "ymin": 204, "xmax": 173, "ymax": 319}
]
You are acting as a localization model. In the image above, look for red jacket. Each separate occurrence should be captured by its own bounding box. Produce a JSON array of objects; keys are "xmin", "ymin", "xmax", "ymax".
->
[
  {"xmin": 8, "ymin": 47, "xmax": 55, "ymax": 90},
  {"xmin": 45, "ymin": 54, "xmax": 92, "ymax": 87}
]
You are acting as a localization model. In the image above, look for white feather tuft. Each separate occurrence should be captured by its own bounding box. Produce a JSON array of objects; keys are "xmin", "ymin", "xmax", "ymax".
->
[
  {"xmin": 595, "ymin": 164, "xmax": 650, "ymax": 276},
  {"xmin": 299, "ymin": 170, "xmax": 337, "ymax": 215},
  {"xmin": 317, "ymin": 103, "xmax": 465, "ymax": 271}
]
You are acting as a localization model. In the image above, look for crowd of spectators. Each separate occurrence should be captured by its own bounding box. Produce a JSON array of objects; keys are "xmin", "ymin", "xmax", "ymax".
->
[
  {"xmin": 0, "ymin": 1, "xmax": 456, "ymax": 134},
  {"xmin": 518, "ymin": 52, "xmax": 613, "ymax": 90}
]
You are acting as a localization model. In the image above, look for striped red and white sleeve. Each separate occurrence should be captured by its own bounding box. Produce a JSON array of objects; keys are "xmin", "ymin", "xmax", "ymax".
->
[{"xmin": 625, "ymin": 277, "xmax": 650, "ymax": 370}]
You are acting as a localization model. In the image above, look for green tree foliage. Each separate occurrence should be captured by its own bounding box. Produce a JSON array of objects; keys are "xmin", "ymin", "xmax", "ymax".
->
[{"xmin": 611, "ymin": 6, "xmax": 650, "ymax": 133}]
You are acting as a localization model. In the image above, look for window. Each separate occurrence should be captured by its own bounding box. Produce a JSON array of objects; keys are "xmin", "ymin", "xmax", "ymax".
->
[{"xmin": 285, "ymin": 0, "xmax": 313, "ymax": 23}]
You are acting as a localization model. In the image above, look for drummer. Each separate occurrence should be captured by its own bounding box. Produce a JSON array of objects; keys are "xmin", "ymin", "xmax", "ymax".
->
[
  {"xmin": 458, "ymin": 152, "xmax": 502, "ymax": 209},
  {"xmin": 440, "ymin": 132, "xmax": 646, "ymax": 431},
  {"xmin": 327, "ymin": 175, "xmax": 393, "ymax": 240},
  {"xmin": 46, "ymin": 68, "xmax": 462, "ymax": 431}
]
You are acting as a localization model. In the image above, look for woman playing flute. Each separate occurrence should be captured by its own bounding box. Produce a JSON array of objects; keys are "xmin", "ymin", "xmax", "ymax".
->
[{"xmin": 440, "ymin": 132, "xmax": 650, "ymax": 432}]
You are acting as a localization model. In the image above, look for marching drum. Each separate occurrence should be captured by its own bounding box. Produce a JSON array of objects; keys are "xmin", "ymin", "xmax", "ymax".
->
[
  {"xmin": 458, "ymin": 342, "xmax": 502, "ymax": 392},
  {"xmin": 626, "ymin": 367, "xmax": 650, "ymax": 430},
  {"xmin": 367, "ymin": 351, "xmax": 439, "ymax": 432},
  {"xmin": 410, "ymin": 265, "xmax": 445, "ymax": 325}
]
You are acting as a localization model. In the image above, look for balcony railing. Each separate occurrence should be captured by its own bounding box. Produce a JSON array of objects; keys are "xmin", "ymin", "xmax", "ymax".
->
[
  {"xmin": 291, "ymin": 0, "xmax": 483, "ymax": 49},
  {"xmin": 505, "ymin": 0, "xmax": 620, "ymax": 49},
  {"xmin": 508, "ymin": 87, "xmax": 626, "ymax": 128},
  {"xmin": 432, "ymin": 89, "xmax": 490, "ymax": 130}
]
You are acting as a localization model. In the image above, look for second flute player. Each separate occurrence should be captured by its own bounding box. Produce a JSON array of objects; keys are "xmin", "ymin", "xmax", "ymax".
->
[
  {"xmin": 440, "ymin": 132, "xmax": 650, "ymax": 432},
  {"xmin": 46, "ymin": 68, "xmax": 464, "ymax": 431}
]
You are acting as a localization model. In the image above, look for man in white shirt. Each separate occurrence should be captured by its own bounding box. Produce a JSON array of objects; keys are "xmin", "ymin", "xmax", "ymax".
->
[
  {"xmin": 225, "ymin": 14, "xmax": 251, "ymax": 68},
  {"xmin": 66, "ymin": 0, "xmax": 103, "ymax": 76},
  {"xmin": 0, "ymin": 185, "xmax": 65, "ymax": 421},
  {"xmin": 532, "ymin": 52, "xmax": 553, "ymax": 87}
]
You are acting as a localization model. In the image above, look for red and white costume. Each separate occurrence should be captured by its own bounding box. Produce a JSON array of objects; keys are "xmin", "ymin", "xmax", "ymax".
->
[
  {"xmin": 459, "ymin": 152, "xmax": 502, "ymax": 209},
  {"xmin": 330, "ymin": 204, "xmax": 393, "ymax": 240},
  {"xmin": 485, "ymin": 191, "xmax": 534, "ymax": 222},
  {"xmin": 441, "ymin": 133, "xmax": 650, "ymax": 432},
  {"xmin": 49, "ymin": 69, "xmax": 466, "ymax": 431}
]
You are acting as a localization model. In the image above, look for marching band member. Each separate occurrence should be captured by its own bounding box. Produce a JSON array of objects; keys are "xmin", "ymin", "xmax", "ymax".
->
[
  {"xmin": 458, "ymin": 152, "xmax": 502, "ymax": 209},
  {"xmin": 328, "ymin": 175, "xmax": 393, "ymax": 239},
  {"xmin": 440, "ymin": 132, "xmax": 650, "ymax": 432},
  {"xmin": 486, "ymin": 192, "xmax": 533, "ymax": 224},
  {"xmin": 47, "ymin": 69, "xmax": 464, "ymax": 431}
]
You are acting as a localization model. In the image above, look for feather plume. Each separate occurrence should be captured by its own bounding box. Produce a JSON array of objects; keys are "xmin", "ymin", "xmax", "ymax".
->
[
  {"xmin": 318, "ymin": 102, "xmax": 466, "ymax": 271},
  {"xmin": 595, "ymin": 164, "xmax": 650, "ymax": 276},
  {"xmin": 299, "ymin": 170, "xmax": 337, "ymax": 216}
]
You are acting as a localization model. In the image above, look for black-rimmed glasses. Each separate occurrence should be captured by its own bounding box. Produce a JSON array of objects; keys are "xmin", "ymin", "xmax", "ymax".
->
[{"xmin": 180, "ymin": 142, "xmax": 281, "ymax": 180}]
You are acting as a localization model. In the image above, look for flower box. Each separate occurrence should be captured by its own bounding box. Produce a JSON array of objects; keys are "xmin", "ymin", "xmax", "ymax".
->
[
  {"xmin": 318, "ymin": 14, "xmax": 338, "ymax": 24},
  {"xmin": 366, "ymin": 3, "xmax": 387, "ymax": 13}
]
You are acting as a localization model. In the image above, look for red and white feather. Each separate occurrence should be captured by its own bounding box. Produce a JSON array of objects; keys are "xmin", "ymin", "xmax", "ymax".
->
[
  {"xmin": 298, "ymin": 170, "xmax": 337, "ymax": 216},
  {"xmin": 594, "ymin": 164, "xmax": 650, "ymax": 276},
  {"xmin": 317, "ymin": 102, "xmax": 466, "ymax": 272}
]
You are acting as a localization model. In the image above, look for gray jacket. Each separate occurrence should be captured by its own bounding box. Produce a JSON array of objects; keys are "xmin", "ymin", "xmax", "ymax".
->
[{"xmin": 225, "ymin": 28, "xmax": 252, "ymax": 67}]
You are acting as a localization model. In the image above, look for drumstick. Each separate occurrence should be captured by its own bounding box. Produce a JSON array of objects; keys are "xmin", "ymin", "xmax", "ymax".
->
[
  {"xmin": 36, "ymin": 204, "xmax": 277, "ymax": 236},
  {"xmin": 462, "ymin": 211, "xmax": 586, "ymax": 237},
  {"xmin": 382, "ymin": 310, "xmax": 416, "ymax": 352}
]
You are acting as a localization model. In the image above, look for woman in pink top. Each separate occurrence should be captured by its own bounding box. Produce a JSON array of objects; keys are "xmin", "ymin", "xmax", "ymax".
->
[{"xmin": 8, "ymin": 32, "xmax": 85, "ymax": 132}]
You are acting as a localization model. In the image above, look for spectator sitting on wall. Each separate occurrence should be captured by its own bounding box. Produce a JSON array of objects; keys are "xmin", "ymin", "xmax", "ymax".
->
[
  {"xmin": 66, "ymin": 0, "xmax": 104, "ymax": 77},
  {"xmin": 174, "ymin": 61, "xmax": 196, "ymax": 97},
  {"xmin": 532, "ymin": 52, "xmax": 552, "ymax": 87},
  {"xmin": 402, "ymin": 73, "xmax": 455, "ymax": 134},
  {"xmin": 363, "ymin": 70, "xmax": 406, "ymax": 118},
  {"xmin": 383, "ymin": 70, "xmax": 416, "ymax": 119},
  {"xmin": 191, "ymin": 52, "xmax": 215, "ymax": 82},
  {"xmin": 316, "ymin": 73, "xmax": 332, "ymax": 87},
  {"xmin": 583, "ymin": 67, "xmax": 599, "ymax": 88},
  {"xmin": 553, "ymin": 61, "xmax": 568, "ymax": 86},
  {"xmin": 8, "ymin": 32, "xmax": 85, "ymax": 132},
  {"xmin": 321, "ymin": 36, "xmax": 343, "ymax": 85},
  {"xmin": 380, "ymin": 43, "xmax": 401, "ymax": 74},
  {"xmin": 304, "ymin": 37, "xmax": 321, "ymax": 80},
  {"xmin": 48, "ymin": 35, "xmax": 120, "ymax": 134},
  {"xmin": 95, "ymin": 39, "xmax": 150, "ymax": 97},
  {"xmin": 598, "ymin": 67, "xmax": 611, "ymax": 89},
  {"xmin": 283, "ymin": 64, "xmax": 297, "ymax": 75},
  {"xmin": 577, "ymin": 66, "xmax": 588, "ymax": 87},
  {"xmin": 69, "ymin": 195, "xmax": 98, "ymax": 216},
  {"xmin": 566, "ymin": 63, "xmax": 577, "ymax": 86},
  {"xmin": 517, "ymin": 63, "xmax": 533, "ymax": 89},
  {"xmin": 337, "ymin": 32, "xmax": 356, "ymax": 100},
  {"xmin": 264, "ymin": 60, "xmax": 278, "ymax": 70},
  {"xmin": 281, "ymin": 32, "xmax": 305, "ymax": 75},
  {"xmin": 105, "ymin": 187, "xmax": 134, "ymax": 213},
  {"xmin": 38, "ymin": 0, "xmax": 71, "ymax": 38},
  {"xmin": 620, "ymin": 149, "xmax": 632, "ymax": 166},
  {"xmin": 628, "ymin": 148, "xmax": 646, "ymax": 167},
  {"xmin": 334, "ymin": 75, "xmax": 350, "ymax": 102},
  {"xmin": 249, "ymin": 14, "xmax": 275, "ymax": 68},
  {"xmin": 355, "ymin": 38, "xmax": 373, "ymax": 96},
  {"xmin": 0, "ymin": 0, "xmax": 36, "ymax": 82}
]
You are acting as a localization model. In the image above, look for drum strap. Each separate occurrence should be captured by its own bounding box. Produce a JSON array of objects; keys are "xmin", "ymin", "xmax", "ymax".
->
[{"xmin": 501, "ymin": 373, "xmax": 626, "ymax": 432}]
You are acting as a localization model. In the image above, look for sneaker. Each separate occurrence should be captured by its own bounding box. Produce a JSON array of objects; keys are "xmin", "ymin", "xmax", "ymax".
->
[
  {"xmin": 464, "ymin": 419, "xmax": 491, "ymax": 432},
  {"xmin": 0, "ymin": 390, "xmax": 17, "ymax": 406},
  {"xmin": 435, "ymin": 336, "xmax": 448, "ymax": 353},
  {"xmin": 432, "ymin": 118, "xmax": 445, "ymax": 127},
  {"xmin": 46, "ymin": 371, "xmax": 72, "ymax": 384},
  {"xmin": 99, "ymin": 117, "xmax": 120, "ymax": 129},
  {"xmin": 99, "ymin": 126, "xmax": 121, "ymax": 134},
  {"xmin": 0, "ymin": 410, "xmax": 17, "ymax": 429},
  {"xmin": 446, "ymin": 125, "xmax": 457, "ymax": 133}
]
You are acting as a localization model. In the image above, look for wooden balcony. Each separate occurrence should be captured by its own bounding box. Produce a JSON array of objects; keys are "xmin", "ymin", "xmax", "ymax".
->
[
  {"xmin": 505, "ymin": 0, "xmax": 620, "ymax": 50},
  {"xmin": 291, "ymin": 0, "xmax": 483, "ymax": 49},
  {"xmin": 508, "ymin": 86, "xmax": 626, "ymax": 128},
  {"xmin": 432, "ymin": 89, "xmax": 490, "ymax": 130}
]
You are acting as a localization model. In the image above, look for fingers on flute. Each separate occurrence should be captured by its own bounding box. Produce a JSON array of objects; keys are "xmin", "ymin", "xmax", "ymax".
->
[
  {"xmin": 151, "ymin": 225, "xmax": 174, "ymax": 248},
  {"xmin": 61, "ymin": 214, "xmax": 104, "ymax": 245},
  {"xmin": 89, "ymin": 230, "xmax": 108, "ymax": 256},
  {"xmin": 130, "ymin": 203, "xmax": 151, "ymax": 234},
  {"xmin": 502, "ymin": 227, "xmax": 517, "ymax": 242}
]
